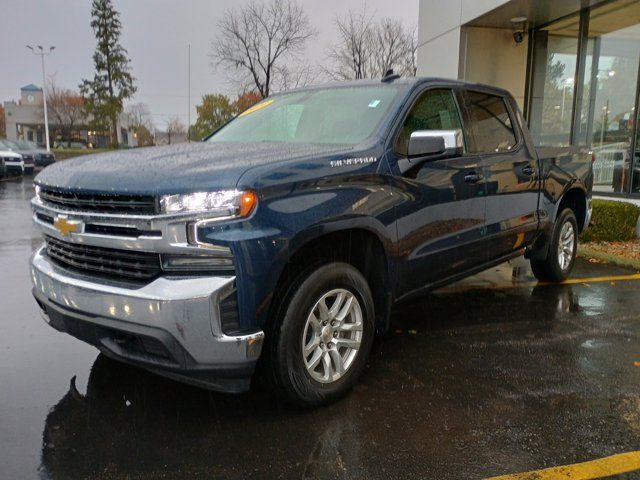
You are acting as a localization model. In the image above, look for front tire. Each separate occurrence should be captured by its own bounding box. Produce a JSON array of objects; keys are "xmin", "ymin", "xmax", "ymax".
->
[
  {"xmin": 268, "ymin": 262, "xmax": 375, "ymax": 407},
  {"xmin": 530, "ymin": 208, "xmax": 578, "ymax": 282}
]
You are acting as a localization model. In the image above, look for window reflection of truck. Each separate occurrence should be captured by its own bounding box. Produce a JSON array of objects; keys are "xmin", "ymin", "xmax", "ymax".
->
[{"xmin": 592, "ymin": 143, "xmax": 632, "ymax": 191}]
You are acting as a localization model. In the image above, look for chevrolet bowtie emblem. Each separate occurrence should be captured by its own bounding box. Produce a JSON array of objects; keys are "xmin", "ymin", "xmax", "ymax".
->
[{"xmin": 53, "ymin": 216, "xmax": 82, "ymax": 236}]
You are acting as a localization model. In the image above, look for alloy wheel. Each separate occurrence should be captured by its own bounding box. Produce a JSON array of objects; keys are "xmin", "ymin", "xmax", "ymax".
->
[
  {"xmin": 301, "ymin": 288, "xmax": 363, "ymax": 383},
  {"xmin": 557, "ymin": 221, "xmax": 575, "ymax": 271}
]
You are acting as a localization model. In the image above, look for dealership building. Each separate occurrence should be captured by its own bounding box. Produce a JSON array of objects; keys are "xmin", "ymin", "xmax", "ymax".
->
[
  {"xmin": 3, "ymin": 84, "xmax": 138, "ymax": 148},
  {"xmin": 417, "ymin": 0, "xmax": 640, "ymax": 199}
]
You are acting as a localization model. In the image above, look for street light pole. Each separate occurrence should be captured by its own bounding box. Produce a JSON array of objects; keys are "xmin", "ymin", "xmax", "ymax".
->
[
  {"xmin": 188, "ymin": 43, "xmax": 191, "ymax": 143},
  {"xmin": 26, "ymin": 45, "xmax": 55, "ymax": 152}
]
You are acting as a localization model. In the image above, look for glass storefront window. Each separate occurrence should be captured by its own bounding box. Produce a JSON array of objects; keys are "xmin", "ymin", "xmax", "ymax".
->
[
  {"xmin": 577, "ymin": 0, "xmax": 640, "ymax": 193},
  {"xmin": 528, "ymin": 14, "xmax": 580, "ymax": 146},
  {"xmin": 528, "ymin": 0, "xmax": 640, "ymax": 196}
]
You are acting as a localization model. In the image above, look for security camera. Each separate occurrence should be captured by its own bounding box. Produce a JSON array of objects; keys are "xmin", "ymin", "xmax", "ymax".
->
[
  {"xmin": 513, "ymin": 31, "xmax": 525, "ymax": 44},
  {"xmin": 510, "ymin": 16, "xmax": 527, "ymax": 44}
]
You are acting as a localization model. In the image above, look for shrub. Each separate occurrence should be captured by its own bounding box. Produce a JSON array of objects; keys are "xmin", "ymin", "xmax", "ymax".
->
[{"xmin": 580, "ymin": 199, "xmax": 640, "ymax": 242}]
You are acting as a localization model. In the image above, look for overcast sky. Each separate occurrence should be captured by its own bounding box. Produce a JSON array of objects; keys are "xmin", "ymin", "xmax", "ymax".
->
[{"xmin": 1, "ymin": 0, "xmax": 418, "ymax": 130}]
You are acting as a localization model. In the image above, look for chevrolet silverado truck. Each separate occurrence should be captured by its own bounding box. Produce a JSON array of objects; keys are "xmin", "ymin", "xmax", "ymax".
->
[{"xmin": 30, "ymin": 77, "xmax": 593, "ymax": 406}]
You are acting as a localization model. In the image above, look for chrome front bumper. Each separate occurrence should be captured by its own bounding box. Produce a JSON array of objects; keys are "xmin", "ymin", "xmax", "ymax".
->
[{"xmin": 30, "ymin": 246, "xmax": 264, "ymax": 392}]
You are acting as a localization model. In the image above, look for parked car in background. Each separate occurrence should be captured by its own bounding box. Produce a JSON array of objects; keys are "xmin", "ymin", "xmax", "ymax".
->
[
  {"xmin": 54, "ymin": 141, "xmax": 87, "ymax": 149},
  {"xmin": 30, "ymin": 78, "xmax": 593, "ymax": 406},
  {"xmin": 16, "ymin": 140, "xmax": 56, "ymax": 170},
  {"xmin": 1, "ymin": 149, "xmax": 24, "ymax": 176},
  {"xmin": 0, "ymin": 139, "xmax": 56, "ymax": 171},
  {"xmin": 0, "ymin": 140, "xmax": 34, "ymax": 174},
  {"xmin": 23, "ymin": 155, "xmax": 35, "ymax": 174},
  {"xmin": 0, "ymin": 156, "xmax": 6, "ymax": 178}
]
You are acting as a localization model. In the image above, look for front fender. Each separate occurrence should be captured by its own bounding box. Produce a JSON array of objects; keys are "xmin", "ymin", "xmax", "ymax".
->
[{"xmin": 197, "ymin": 180, "xmax": 399, "ymax": 331}]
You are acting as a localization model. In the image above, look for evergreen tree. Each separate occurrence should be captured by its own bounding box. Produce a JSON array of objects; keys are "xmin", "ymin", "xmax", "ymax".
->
[{"xmin": 80, "ymin": 0, "xmax": 136, "ymax": 147}]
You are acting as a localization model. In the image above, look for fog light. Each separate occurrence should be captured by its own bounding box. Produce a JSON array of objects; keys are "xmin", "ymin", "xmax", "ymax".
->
[
  {"xmin": 161, "ymin": 253, "xmax": 233, "ymax": 271},
  {"xmin": 246, "ymin": 335, "xmax": 264, "ymax": 359}
]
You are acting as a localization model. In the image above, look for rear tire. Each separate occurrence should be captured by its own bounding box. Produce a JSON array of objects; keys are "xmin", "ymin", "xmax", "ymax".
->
[
  {"xmin": 530, "ymin": 208, "xmax": 578, "ymax": 282},
  {"xmin": 267, "ymin": 262, "xmax": 375, "ymax": 407}
]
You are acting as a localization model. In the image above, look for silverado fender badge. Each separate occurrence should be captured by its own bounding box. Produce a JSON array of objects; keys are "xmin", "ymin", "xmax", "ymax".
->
[
  {"xmin": 330, "ymin": 156, "xmax": 377, "ymax": 168},
  {"xmin": 53, "ymin": 216, "xmax": 83, "ymax": 236}
]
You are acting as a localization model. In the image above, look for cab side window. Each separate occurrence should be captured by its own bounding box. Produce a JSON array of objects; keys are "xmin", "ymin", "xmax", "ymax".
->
[
  {"xmin": 395, "ymin": 89, "xmax": 463, "ymax": 156},
  {"xmin": 462, "ymin": 91, "xmax": 517, "ymax": 153}
]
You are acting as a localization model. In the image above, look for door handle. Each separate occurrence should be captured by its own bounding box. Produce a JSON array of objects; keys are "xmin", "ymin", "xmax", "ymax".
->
[
  {"xmin": 522, "ymin": 164, "xmax": 535, "ymax": 176},
  {"xmin": 464, "ymin": 172, "xmax": 482, "ymax": 183}
]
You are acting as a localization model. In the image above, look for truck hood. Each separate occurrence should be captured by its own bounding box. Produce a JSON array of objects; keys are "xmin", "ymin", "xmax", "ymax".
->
[{"xmin": 35, "ymin": 141, "xmax": 353, "ymax": 195}]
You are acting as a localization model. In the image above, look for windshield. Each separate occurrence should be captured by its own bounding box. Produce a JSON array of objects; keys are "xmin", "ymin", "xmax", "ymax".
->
[{"xmin": 208, "ymin": 85, "xmax": 401, "ymax": 145}]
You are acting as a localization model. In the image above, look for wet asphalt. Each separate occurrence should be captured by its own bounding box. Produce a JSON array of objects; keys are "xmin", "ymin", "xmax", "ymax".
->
[{"xmin": 2, "ymin": 177, "xmax": 640, "ymax": 479}]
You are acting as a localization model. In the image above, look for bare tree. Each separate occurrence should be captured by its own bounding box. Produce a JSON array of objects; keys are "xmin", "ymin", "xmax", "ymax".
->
[
  {"xmin": 405, "ymin": 26, "xmax": 418, "ymax": 77},
  {"xmin": 45, "ymin": 77, "xmax": 85, "ymax": 147},
  {"xmin": 325, "ymin": 8, "xmax": 375, "ymax": 81},
  {"xmin": 212, "ymin": 0, "xmax": 315, "ymax": 97},
  {"xmin": 125, "ymin": 102, "xmax": 153, "ymax": 130},
  {"xmin": 372, "ymin": 18, "xmax": 415, "ymax": 77},
  {"xmin": 325, "ymin": 8, "xmax": 417, "ymax": 80},
  {"xmin": 276, "ymin": 64, "xmax": 320, "ymax": 91},
  {"xmin": 124, "ymin": 103, "xmax": 155, "ymax": 147},
  {"xmin": 165, "ymin": 116, "xmax": 186, "ymax": 145}
]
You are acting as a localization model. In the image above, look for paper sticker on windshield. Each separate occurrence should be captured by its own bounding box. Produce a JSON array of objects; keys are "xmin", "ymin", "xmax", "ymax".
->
[
  {"xmin": 239, "ymin": 99, "xmax": 274, "ymax": 117},
  {"xmin": 368, "ymin": 100, "xmax": 381, "ymax": 108}
]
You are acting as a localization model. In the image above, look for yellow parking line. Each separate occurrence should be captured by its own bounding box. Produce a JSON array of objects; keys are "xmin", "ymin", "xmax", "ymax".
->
[
  {"xmin": 486, "ymin": 451, "xmax": 640, "ymax": 480},
  {"xmin": 440, "ymin": 273, "xmax": 640, "ymax": 293},
  {"xmin": 556, "ymin": 273, "xmax": 640, "ymax": 285}
]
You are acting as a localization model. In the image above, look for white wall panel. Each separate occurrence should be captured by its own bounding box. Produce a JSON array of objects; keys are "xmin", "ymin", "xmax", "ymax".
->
[{"xmin": 417, "ymin": 27, "xmax": 462, "ymax": 79}]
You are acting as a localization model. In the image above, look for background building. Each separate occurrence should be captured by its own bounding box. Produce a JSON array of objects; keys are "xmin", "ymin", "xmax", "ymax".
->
[
  {"xmin": 4, "ymin": 84, "xmax": 138, "ymax": 148},
  {"xmin": 418, "ymin": 0, "xmax": 640, "ymax": 198}
]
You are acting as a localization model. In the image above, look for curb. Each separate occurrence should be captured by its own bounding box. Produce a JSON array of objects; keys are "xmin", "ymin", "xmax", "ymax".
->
[{"xmin": 578, "ymin": 245, "xmax": 640, "ymax": 271}]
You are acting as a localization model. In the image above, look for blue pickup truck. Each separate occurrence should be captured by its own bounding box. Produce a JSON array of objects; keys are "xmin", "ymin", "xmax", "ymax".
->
[{"xmin": 30, "ymin": 77, "xmax": 593, "ymax": 406}]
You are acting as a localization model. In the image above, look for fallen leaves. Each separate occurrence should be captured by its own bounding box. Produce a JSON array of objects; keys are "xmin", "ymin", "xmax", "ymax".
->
[{"xmin": 584, "ymin": 240, "xmax": 640, "ymax": 261}]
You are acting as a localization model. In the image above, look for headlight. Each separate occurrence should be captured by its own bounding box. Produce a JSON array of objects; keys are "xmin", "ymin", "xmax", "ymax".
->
[
  {"xmin": 35, "ymin": 185, "xmax": 41, "ymax": 199},
  {"xmin": 160, "ymin": 190, "xmax": 257, "ymax": 218}
]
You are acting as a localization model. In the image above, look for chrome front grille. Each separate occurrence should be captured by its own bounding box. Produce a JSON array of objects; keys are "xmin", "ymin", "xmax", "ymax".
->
[
  {"xmin": 35, "ymin": 212, "xmax": 161, "ymax": 238},
  {"xmin": 33, "ymin": 195, "xmax": 237, "ymax": 282},
  {"xmin": 44, "ymin": 235, "xmax": 161, "ymax": 281},
  {"xmin": 39, "ymin": 188, "xmax": 157, "ymax": 214}
]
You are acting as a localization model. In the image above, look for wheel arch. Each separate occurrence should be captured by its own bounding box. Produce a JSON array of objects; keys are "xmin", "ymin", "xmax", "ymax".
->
[
  {"xmin": 556, "ymin": 185, "xmax": 588, "ymax": 232},
  {"xmin": 528, "ymin": 184, "xmax": 588, "ymax": 261},
  {"xmin": 268, "ymin": 224, "xmax": 394, "ymax": 335}
]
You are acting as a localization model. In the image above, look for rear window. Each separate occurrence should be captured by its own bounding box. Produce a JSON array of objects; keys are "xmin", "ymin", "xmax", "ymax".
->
[{"xmin": 462, "ymin": 91, "xmax": 517, "ymax": 153}]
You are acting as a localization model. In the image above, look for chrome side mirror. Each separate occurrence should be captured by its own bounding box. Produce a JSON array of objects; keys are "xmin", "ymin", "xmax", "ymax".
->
[{"xmin": 408, "ymin": 129, "xmax": 464, "ymax": 159}]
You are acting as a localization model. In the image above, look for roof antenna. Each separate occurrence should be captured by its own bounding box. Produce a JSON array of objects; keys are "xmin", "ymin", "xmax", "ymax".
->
[{"xmin": 381, "ymin": 69, "xmax": 400, "ymax": 82}]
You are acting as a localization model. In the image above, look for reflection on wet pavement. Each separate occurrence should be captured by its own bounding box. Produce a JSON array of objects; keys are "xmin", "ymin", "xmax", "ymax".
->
[{"xmin": 1, "ymin": 178, "xmax": 640, "ymax": 479}]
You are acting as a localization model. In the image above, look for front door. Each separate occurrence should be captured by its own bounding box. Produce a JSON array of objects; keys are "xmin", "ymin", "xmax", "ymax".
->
[{"xmin": 390, "ymin": 88, "xmax": 487, "ymax": 296}]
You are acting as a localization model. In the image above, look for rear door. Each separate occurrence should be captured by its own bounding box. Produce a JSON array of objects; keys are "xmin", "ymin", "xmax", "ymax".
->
[
  {"xmin": 391, "ymin": 87, "xmax": 487, "ymax": 296},
  {"xmin": 458, "ymin": 90, "xmax": 540, "ymax": 260}
]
